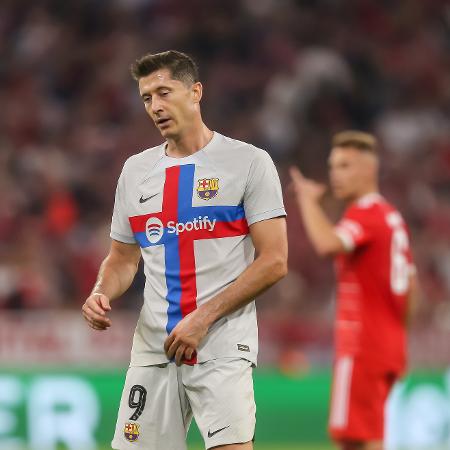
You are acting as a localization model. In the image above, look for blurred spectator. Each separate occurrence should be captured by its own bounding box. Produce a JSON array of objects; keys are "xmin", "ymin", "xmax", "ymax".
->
[{"xmin": 0, "ymin": 0, "xmax": 449, "ymax": 362}]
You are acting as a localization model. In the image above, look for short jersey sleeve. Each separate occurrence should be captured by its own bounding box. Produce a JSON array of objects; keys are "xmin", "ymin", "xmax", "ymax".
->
[
  {"xmin": 110, "ymin": 164, "xmax": 136, "ymax": 244},
  {"xmin": 243, "ymin": 148, "xmax": 286, "ymax": 226},
  {"xmin": 334, "ymin": 206, "xmax": 373, "ymax": 252}
]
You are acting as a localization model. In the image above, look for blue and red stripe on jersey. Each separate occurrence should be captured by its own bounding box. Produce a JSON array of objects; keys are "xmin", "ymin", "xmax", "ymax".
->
[{"xmin": 128, "ymin": 164, "xmax": 249, "ymax": 364}]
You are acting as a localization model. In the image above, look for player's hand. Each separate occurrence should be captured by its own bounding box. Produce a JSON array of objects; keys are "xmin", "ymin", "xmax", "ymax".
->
[
  {"xmin": 81, "ymin": 293, "xmax": 112, "ymax": 331},
  {"xmin": 164, "ymin": 310, "xmax": 208, "ymax": 366},
  {"xmin": 289, "ymin": 166, "xmax": 326, "ymax": 201}
]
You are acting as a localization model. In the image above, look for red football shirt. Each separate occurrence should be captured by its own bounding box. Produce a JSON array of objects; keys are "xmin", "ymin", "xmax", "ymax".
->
[{"xmin": 333, "ymin": 193, "xmax": 414, "ymax": 372}]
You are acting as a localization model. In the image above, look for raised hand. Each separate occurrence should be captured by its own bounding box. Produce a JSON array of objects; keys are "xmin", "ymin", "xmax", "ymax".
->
[{"xmin": 289, "ymin": 166, "xmax": 327, "ymax": 201}]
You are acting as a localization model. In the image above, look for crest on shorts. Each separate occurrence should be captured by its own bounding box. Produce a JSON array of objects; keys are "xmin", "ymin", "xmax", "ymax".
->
[
  {"xmin": 124, "ymin": 422, "xmax": 140, "ymax": 442},
  {"xmin": 197, "ymin": 178, "xmax": 219, "ymax": 200}
]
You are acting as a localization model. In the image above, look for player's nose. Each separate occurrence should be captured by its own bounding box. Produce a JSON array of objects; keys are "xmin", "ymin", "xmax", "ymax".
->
[{"xmin": 151, "ymin": 98, "xmax": 164, "ymax": 114}]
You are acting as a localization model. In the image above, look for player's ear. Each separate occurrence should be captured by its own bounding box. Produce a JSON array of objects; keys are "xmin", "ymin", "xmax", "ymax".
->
[{"xmin": 191, "ymin": 82, "xmax": 202, "ymax": 103}]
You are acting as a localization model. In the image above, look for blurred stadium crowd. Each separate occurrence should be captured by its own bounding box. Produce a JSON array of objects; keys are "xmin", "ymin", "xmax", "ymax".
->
[{"xmin": 1, "ymin": 0, "xmax": 449, "ymax": 363}]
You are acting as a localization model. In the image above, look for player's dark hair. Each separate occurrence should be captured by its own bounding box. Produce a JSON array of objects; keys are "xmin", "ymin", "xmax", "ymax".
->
[
  {"xmin": 332, "ymin": 130, "xmax": 377, "ymax": 154},
  {"xmin": 130, "ymin": 50, "xmax": 199, "ymax": 85}
]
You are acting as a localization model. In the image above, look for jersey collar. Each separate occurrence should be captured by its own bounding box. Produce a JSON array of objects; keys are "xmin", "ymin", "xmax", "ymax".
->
[
  {"xmin": 160, "ymin": 131, "xmax": 219, "ymax": 161},
  {"xmin": 356, "ymin": 192, "xmax": 384, "ymax": 208}
]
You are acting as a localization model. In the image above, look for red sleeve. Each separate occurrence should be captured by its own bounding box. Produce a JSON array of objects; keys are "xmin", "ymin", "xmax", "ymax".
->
[{"xmin": 334, "ymin": 205, "xmax": 375, "ymax": 252}]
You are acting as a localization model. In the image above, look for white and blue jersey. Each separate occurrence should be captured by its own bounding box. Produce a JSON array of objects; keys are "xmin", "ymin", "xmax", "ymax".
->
[{"xmin": 111, "ymin": 132, "xmax": 285, "ymax": 366}]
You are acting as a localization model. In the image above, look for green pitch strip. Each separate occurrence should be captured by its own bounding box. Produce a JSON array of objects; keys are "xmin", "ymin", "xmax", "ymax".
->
[
  {"xmin": 97, "ymin": 446, "xmax": 334, "ymax": 450},
  {"xmin": 190, "ymin": 446, "xmax": 334, "ymax": 450}
]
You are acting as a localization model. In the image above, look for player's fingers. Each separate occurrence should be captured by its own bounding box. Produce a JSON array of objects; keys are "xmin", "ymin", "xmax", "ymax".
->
[
  {"xmin": 93, "ymin": 317, "xmax": 110, "ymax": 328},
  {"xmin": 183, "ymin": 349, "xmax": 197, "ymax": 365},
  {"xmin": 314, "ymin": 182, "xmax": 327, "ymax": 194},
  {"xmin": 86, "ymin": 296, "xmax": 107, "ymax": 316},
  {"xmin": 98, "ymin": 295, "xmax": 111, "ymax": 311},
  {"xmin": 164, "ymin": 334, "xmax": 175, "ymax": 355},
  {"xmin": 82, "ymin": 309, "xmax": 94, "ymax": 324},
  {"xmin": 184, "ymin": 347, "xmax": 194, "ymax": 360},
  {"xmin": 84, "ymin": 305, "xmax": 111, "ymax": 325},
  {"xmin": 166, "ymin": 337, "xmax": 182, "ymax": 360},
  {"xmin": 82, "ymin": 309, "xmax": 111, "ymax": 329},
  {"xmin": 175, "ymin": 344, "xmax": 187, "ymax": 366},
  {"xmin": 167, "ymin": 340, "xmax": 178, "ymax": 360},
  {"xmin": 289, "ymin": 166, "xmax": 304, "ymax": 182},
  {"xmin": 82, "ymin": 309, "xmax": 102, "ymax": 325},
  {"xmin": 90, "ymin": 321, "xmax": 108, "ymax": 330},
  {"xmin": 88, "ymin": 313, "xmax": 111, "ymax": 327},
  {"xmin": 286, "ymin": 181, "xmax": 297, "ymax": 193},
  {"xmin": 84, "ymin": 314, "xmax": 108, "ymax": 330}
]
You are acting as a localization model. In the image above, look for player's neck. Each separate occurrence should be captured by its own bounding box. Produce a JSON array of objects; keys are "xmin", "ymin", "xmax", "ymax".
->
[
  {"xmin": 165, "ymin": 123, "xmax": 213, "ymax": 158},
  {"xmin": 352, "ymin": 186, "xmax": 380, "ymax": 203}
]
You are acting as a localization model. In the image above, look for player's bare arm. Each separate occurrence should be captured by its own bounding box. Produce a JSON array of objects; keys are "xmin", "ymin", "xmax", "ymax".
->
[
  {"xmin": 164, "ymin": 217, "xmax": 288, "ymax": 365},
  {"xmin": 289, "ymin": 166, "xmax": 346, "ymax": 256},
  {"xmin": 82, "ymin": 240, "xmax": 141, "ymax": 331}
]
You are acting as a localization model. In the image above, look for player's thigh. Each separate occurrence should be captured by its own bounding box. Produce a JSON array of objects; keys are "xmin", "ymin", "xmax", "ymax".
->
[
  {"xmin": 183, "ymin": 357, "xmax": 255, "ymax": 450},
  {"xmin": 329, "ymin": 356, "xmax": 396, "ymax": 442},
  {"xmin": 112, "ymin": 364, "xmax": 191, "ymax": 450}
]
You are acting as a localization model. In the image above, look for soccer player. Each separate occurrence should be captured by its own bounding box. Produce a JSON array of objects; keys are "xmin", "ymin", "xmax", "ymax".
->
[
  {"xmin": 81, "ymin": 50, "xmax": 287, "ymax": 450},
  {"xmin": 290, "ymin": 131, "xmax": 418, "ymax": 450}
]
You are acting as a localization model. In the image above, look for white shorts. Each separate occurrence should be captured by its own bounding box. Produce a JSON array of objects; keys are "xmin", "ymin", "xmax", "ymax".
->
[{"xmin": 111, "ymin": 358, "xmax": 255, "ymax": 450}]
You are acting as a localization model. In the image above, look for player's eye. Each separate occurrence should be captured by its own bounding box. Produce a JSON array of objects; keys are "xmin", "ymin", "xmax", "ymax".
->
[{"xmin": 143, "ymin": 96, "xmax": 151, "ymax": 104}]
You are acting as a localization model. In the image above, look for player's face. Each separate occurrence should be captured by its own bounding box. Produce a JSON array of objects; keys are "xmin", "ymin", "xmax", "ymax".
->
[
  {"xmin": 328, "ymin": 147, "xmax": 376, "ymax": 201},
  {"xmin": 138, "ymin": 69, "xmax": 202, "ymax": 139}
]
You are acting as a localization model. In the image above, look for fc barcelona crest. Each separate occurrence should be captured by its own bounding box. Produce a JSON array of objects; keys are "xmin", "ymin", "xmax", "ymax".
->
[
  {"xmin": 124, "ymin": 422, "xmax": 140, "ymax": 442},
  {"xmin": 197, "ymin": 178, "xmax": 219, "ymax": 200}
]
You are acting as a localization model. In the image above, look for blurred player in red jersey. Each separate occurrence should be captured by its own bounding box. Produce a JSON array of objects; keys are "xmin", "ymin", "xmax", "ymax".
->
[{"xmin": 290, "ymin": 131, "xmax": 418, "ymax": 450}]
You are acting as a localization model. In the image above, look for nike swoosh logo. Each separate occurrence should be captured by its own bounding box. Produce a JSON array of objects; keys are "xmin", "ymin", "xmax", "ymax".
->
[
  {"xmin": 207, "ymin": 425, "xmax": 230, "ymax": 438},
  {"xmin": 139, "ymin": 193, "xmax": 158, "ymax": 203}
]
